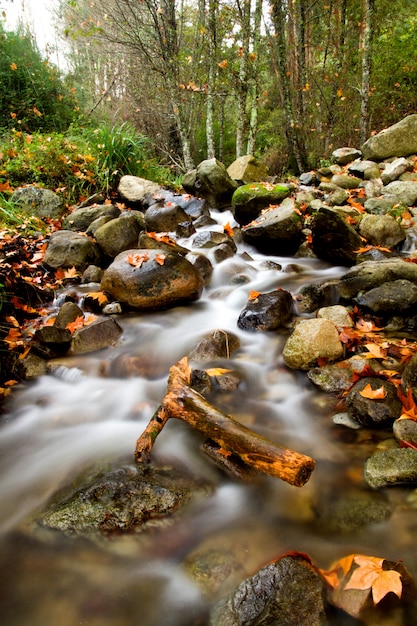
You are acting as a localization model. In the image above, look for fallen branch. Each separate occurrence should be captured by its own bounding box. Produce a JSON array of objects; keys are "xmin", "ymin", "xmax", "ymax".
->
[{"xmin": 135, "ymin": 358, "xmax": 315, "ymax": 487}]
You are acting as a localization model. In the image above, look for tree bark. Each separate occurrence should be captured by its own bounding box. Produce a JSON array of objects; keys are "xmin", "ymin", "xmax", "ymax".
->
[
  {"xmin": 135, "ymin": 358, "xmax": 315, "ymax": 487},
  {"xmin": 360, "ymin": 0, "xmax": 375, "ymax": 144}
]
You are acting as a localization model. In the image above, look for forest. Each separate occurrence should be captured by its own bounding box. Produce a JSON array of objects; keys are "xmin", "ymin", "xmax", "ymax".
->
[{"xmin": 0, "ymin": 0, "xmax": 416, "ymax": 188}]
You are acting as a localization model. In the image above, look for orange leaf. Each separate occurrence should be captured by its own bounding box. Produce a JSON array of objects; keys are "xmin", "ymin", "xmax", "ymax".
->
[
  {"xmin": 85, "ymin": 291, "xmax": 109, "ymax": 306},
  {"xmin": 223, "ymin": 222, "xmax": 234, "ymax": 237},
  {"xmin": 147, "ymin": 231, "xmax": 176, "ymax": 245},
  {"xmin": 248, "ymin": 290, "xmax": 261, "ymax": 301},
  {"xmin": 66, "ymin": 316, "xmax": 85, "ymax": 333},
  {"xmin": 363, "ymin": 342, "xmax": 387, "ymax": 359},
  {"xmin": 154, "ymin": 253, "xmax": 166, "ymax": 265},
  {"xmin": 344, "ymin": 555, "xmax": 402, "ymax": 605},
  {"xmin": 126, "ymin": 252, "xmax": 150, "ymax": 268},
  {"xmin": 359, "ymin": 383, "xmax": 387, "ymax": 399}
]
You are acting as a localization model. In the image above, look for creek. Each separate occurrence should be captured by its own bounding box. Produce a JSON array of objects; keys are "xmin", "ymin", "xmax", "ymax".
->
[{"xmin": 1, "ymin": 208, "xmax": 417, "ymax": 625}]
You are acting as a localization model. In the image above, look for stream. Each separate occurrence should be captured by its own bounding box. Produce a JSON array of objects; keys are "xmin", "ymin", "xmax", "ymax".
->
[{"xmin": 1, "ymin": 208, "xmax": 417, "ymax": 625}]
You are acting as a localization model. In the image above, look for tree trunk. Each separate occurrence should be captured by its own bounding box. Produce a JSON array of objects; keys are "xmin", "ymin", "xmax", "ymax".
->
[
  {"xmin": 271, "ymin": 0, "xmax": 309, "ymax": 173},
  {"xmin": 360, "ymin": 0, "xmax": 375, "ymax": 144},
  {"xmin": 206, "ymin": 0, "xmax": 218, "ymax": 159},
  {"xmin": 246, "ymin": 0, "xmax": 263, "ymax": 155},
  {"xmin": 235, "ymin": 0, "xmax": 251, "ymax": 158}
]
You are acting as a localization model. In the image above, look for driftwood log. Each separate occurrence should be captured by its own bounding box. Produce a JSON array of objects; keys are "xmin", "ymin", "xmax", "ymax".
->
[{"xmin": 134, "ymin": 358, "xmax": 315, "ymax": 487}]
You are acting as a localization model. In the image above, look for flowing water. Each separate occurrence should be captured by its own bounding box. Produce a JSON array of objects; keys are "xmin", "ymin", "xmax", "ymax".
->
[{"xmin": 1, "ymin": 210, "xmax": 417, "ymax": 625}]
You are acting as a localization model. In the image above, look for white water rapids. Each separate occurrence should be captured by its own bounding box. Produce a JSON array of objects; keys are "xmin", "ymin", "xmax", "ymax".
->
[{"xmin": 1, "ymin": 209, "xmax": 417, "ymax": 625}]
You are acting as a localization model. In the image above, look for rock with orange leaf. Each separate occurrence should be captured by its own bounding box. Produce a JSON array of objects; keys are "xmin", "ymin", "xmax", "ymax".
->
[
  {"xmin": 346, "ymin": 377, "xmax": 402, "ymax": 427},
  {"xmin": 101, "ymin": 248, "xmax": 203, "ymax": 310}
]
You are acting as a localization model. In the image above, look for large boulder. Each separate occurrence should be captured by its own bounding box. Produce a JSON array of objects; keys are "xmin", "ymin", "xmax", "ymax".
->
[
  {"xmin": 182, "ymin": 158, "xmax": 238, "ymax": 209},
  {"xmin": 311, "ymin": 206, "xmax": 362, "ymax": 265},
  {"xmin": 11, "ymin": 186, "xmax": 66, "ymax": 219},
  {"xmin": 283, "ymin": 318, "xmax": 343, "ymax": 370},
  {"xmin": 226, "ymin": 154, "xmax": 268, "ymax": 184},
  {"xmin": 62, "ymin": 204, "xmax": 121, "ymax": 231},
  {"xmin": 210, "ymin": 554, "xmax": 326, "ymax": 626},
  {"xmin": 231, "ymin": 181, "xmax": 291, "ymax": 225},
  {"xmin": 361, "ymin": 114, "xmax": 417, "ymax": 160},
  {"xmin": 44, "ymin": 230, "xmax": 103, "ymax": 271},
  {"xmin": 117, "ymin": 175, "xmax": 163, "ymax": 205},
  {"xmin": 101, "ymin": 248, "xmax": 204, "ymax": 310},
  {"xmin": 338, "ymin": 258, "xmax": 417, "ymax": 300},
  {"xmin": 94, "ymin": 214, "xmax": 143, "ymax": 258},
  {"xmin": 358, "ymin": 213, "xmax": 406, "ymax": 249},
  {"xmin": 241, "ymin": 198, "xmax": 303, "ymax": 255}
]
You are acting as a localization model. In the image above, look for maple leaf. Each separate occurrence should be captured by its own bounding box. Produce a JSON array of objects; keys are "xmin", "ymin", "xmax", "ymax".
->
[
  {"xmin": 397, "ymin": 388, "xmax": 417, "ymax": 421},
  {"xmin": 344, "ymin": 555, "xmax": 402, "ymax": 605},
  {"xmin": 248, "ymin": 290, "xmax": 261, "ymax": 301},
  {"xmin": 347, "ymin": 197, "xmax": 365, "ymax": 213},
  {"xmin": 363, "ymin": 342, "xmax": 387, "ymax": 359},
  {"xmin": 154, "ymin": 253, "xmax": 166, "ymax": 265},
  {"xmin": 126, "ymin": 252, "xmax": 150, "ymax": 268},
  {"xmin": 147, "ymin": 231, "xmax": 176, "ymax": 245},
  {"xmin": 223, "ymin": 222, "xmax": 234, "ymax": 237},
  {"xmin": 354, "ymin": 245, "xmax": 392, "ymax": 254},
  {"xmin": 359, "ymin": 383, "xmax": 387, "ymax": 399},
  {"xmin": 85, "ymin": 291, "xmax": 109, "ymax": 306},
  {"xmin": 66, "ymin": 316, "xmax": 85, "ymax": 333}
]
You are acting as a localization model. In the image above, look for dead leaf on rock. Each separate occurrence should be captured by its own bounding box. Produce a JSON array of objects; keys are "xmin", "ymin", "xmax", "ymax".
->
[{"xmin": 359, "ymin": 383, "xmax": 387, "ymax": 399}]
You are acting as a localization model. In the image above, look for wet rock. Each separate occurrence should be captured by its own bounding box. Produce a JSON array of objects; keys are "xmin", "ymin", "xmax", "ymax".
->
[
  {"xmin": 316, "ymin": 304, "xmax": 353, "ymax": 329},
  {"xmin": 364, "ymin": 448, "xmax": 417, "ymax": 488},
  {"xmin": 227, "ymin": 154, "xmax": 268, "ymax": 184},
  {"xmin": 185, "ymin": 252, "xmax": 213, "ymax": 285},
  {"xmin": 11, "ymin": 185, "xmax": 66, "ymax": 219},
  {"xmin": 358, "ymin": 213, "xmax": 406, "ymax": 249},
  {"xmin": 144, "ymin": 202, "xmax": 189, "ymax": 232},
  {"xmin": 241, "ymin": 198, "xmax": 303, "ymax": 255},
  {"xmin": 53, "ymin": 301, "xmax": 84, "ymax": 329},
  {"xmin": 44, "ymin": 230, "xmax": 103, "ymax": 272},
  {"xmin": 94, "ymin": 214, "xmax": 142, "ymax": 258},
  {"xmin": 313, "ymin": 490, "xmax": 391, "ymax": 534},
  {"xmin": 401, "ymin": 352, "xmax": 417, "ymax": 395},
  {"xmin": 213, "ymin": 242, "xmax": 236, "ymax": 262},
  {"xmin": 182, "ymin": 159, "xmax": 238, "ymax": 209},
  {"xmin": 138, "ymin": 231, "xmax": 189, "ymax": 255},
  {"xmin": 383, "ymin": 180, "xmax": 417, "ymax": 206},
  {"xmin": 33, "ymin": 325, "xmax": 72, "ymax": 356},
  {"xmin": 100, "ymin": 248, "xmax": 203, "ymax": 310},
  {"xmin": 16, "ymin": 353, "xmax": 47, "ymax": 380},
  {"xmin": 237, "ymin": 289, "xmax": 293, "ymax": 331},
  {"xmin": 332, "ymin": 147, "xmax": 362, "ymax": 165},
  {"xmin": 70, "ymin": 317, "xmax": 123, "ymax": 354},
  {"xmin": 176, "ymin": 221, "xmax": 196, "ymax": 238},
  {"xmin": 231, "ymin": 181, "xmax": 290, "ymax": 225},
  {"xmin": 354, "ymin": 279, "xmax": 417, "ymax": 315},
  {"xmin": 37, "ymin": 464, "xmax": 211, "ymax": 536},
  {"xmin": 361, "ymin": 114, "xmax": 417, "ymax": 160},
  {"xmin": 62, "ymin": 204, "xmax": 121, "ymax": 231},
  {"xmin": 346, "ymin": 377, "xmax": 402, "ymax": 427},
  {"xmin": 331, "ymin": 173, "xmax": 362, "ymax": 189},
  {"xmin": 311, "ymin": 206, "xmax": 362, "ymax": 265},
  {"xmin": 393, "ymin": 418, "xmax": 417, "ymax": 448},
  {"xmin": 86, "ymin": 215, "xmax": 117, "ymax": 237},
  {"xmin": 188, "ymin": 330, "xmax": 241, "ymax": 363},
  {"xmin": 192, "ymin": 230, "xmax": 237, "ymax": 252},
  {"xmin": 283, "ymin": 318, "xmax": 343, "ymax": 370},
  {"xmin": 338, "ymin": 258, "xmax": 417, "ymax": 300},
  {"xmin": 209, "ymin": 554, "xmax": 326, "ymax": 626},
  {"xmin": 326, "ymin": 186, "xmax": 350, "ymax": 206},
  {"xmin": 308, "ymin": 356, "xmax": 382, "ymax": 394},
  {"xmin": 347, "ymin": 159, "xmax": 380, "ymax": 179},
  {"xmin": 380, "ymin": 157, "xmax": 410, "ymax": 184},
  {"xmin": 117, "ymin": 175, "xmax": 163, "ymax": 205},
  {"xmin": 295, "ymin": 278, "xmax": 340, "ymax": 313},
  {"xmin": 364, "ymin": 196, "xmax": 398, "ymax": 214},
  {"xmin": 81, "ymin": 264, "xmax": 104, "ymax": 284}
]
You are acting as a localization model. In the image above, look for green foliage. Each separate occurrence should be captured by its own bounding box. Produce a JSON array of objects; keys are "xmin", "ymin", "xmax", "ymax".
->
[
  {"xmin": 0, "ymin": 123, "xmax": 180, "ymax": 206},
  {"xmin": 0, "ymin": 192, "xmax": 48, "ymax": 233},
  {"xmin": 0, "ymin": 22, "xmax": 78, "ymax": 133}
]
